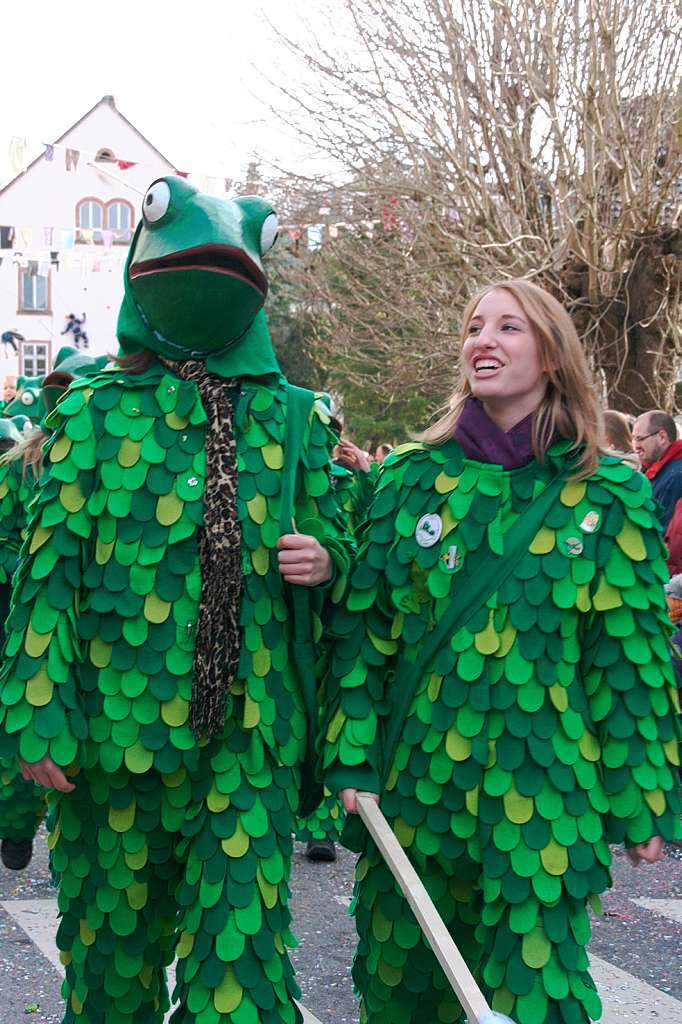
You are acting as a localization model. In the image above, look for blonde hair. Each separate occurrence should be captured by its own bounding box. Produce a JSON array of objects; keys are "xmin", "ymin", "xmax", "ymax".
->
[
  {"xmin": 603, "ymin": 410, "xmax": 634, "ymax": 453},
  {"xmin": 0, "ymin": 427, "xmax": 47, "ymax": 478},
  {"xmin": 418, "ymin": 279, "xmax": 603, "ymax": 477}
]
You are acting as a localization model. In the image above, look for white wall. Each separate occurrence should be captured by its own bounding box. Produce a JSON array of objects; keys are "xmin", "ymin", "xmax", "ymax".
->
[{"xmin": 0, "ymin": 98, "xmax": 175, "ymax": 383}]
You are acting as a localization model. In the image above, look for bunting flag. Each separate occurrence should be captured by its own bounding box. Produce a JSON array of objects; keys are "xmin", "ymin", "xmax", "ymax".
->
[{"xmin": 5, "ymin": 134, "xmax": 235, "ymax": 193}]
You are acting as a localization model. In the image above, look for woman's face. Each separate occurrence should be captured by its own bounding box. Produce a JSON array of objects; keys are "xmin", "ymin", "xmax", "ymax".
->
[{"xmin": 462, "ymin": 289, "xmax": 548, "ymax": 425}]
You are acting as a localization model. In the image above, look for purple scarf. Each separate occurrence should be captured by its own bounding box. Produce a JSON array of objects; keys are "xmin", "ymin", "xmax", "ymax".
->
[{"xmin": 454, "ymin": 397, "xmax": 536, "ymax": 470}]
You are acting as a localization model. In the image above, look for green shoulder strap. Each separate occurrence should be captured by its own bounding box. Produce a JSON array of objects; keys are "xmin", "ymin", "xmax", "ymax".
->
[
  {"xmin": 280, "ymin": 383, "xmax": 323, "ymax": 817},
  {"xmin": 379, "ymin": 469, "xmax": 568, "ymax": 786}
]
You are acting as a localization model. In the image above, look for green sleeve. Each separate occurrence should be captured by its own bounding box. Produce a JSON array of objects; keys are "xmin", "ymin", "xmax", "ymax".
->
[
  {"xmin": 0, "ymin": 388, "xmax": 94, "ymax": 768},
  {"xmin": 581, "ymin": 472, "xmax": 681, "ymax": 845},
  {"xmin": 0, "ymin": 458, "xmax": 34, "ymax": 584},
  {"xmin": 294, "ymin": 406, "xmax": 355, "ymax": 603},
  {"xmin": 348, "ymin": 464, "xmax": 379, "ymax": 534},
  {"xmin": 321, "ymin": 463, "xmax": 403, "ymax": 795}
]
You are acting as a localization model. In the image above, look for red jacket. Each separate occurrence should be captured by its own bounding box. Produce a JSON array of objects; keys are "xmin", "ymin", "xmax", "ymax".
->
[{"xmin": 665, "ymin": 498, "xmax": 682, "ymax": 575}]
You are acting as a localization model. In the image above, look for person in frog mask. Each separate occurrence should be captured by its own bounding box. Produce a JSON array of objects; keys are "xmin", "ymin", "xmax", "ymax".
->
[{"xmin": 0, "ymin": 177, "xmax": 353, "ymax": 1024}]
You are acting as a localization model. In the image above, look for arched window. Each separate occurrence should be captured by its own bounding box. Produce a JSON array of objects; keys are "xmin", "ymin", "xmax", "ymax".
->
[
  {"xmin": 76, "ymin": 198, "xmax": 104, "ymax": 243},
  {"xmin": 106, "ymin": 199, "xmax": 134, "ymax": 243}
]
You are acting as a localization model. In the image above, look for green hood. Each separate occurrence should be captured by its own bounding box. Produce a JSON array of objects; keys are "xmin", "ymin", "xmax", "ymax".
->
[{"xmin": 117, "ymin": 177, "xmax": 281, "ymax": 378}]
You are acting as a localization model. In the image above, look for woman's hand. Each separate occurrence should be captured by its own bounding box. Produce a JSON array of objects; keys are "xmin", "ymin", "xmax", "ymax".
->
[
  {"xmin": 20, "ymin": 755, "xmax": 75, "ymax": 793},
  {"xmin": 278, "ymin": 534, "xmax": 332, "ymax": 586},
  {"xmin": 626, "ymin": 836, "xmax": 665, "ymax": 866},
  {"xmin": 340, "ymin": 788, "xmax": 380, "ymax": 814}
]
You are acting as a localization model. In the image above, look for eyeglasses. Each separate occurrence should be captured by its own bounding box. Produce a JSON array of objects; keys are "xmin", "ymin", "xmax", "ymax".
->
[{"xmin": 632, "ymin": 431, "xmax": 659, "ymax": 443}]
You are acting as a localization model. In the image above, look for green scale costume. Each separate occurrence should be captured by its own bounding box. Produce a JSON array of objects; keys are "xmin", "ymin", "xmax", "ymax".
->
[
  {"xmin": 323, "ymin": 438, "xmax": 681, "ymax": 1024},
  {"xmin": 296, "ymin": 460, "xmax": 380, "ymax": 846},
  {"xmin": 0, "ymin": 356, "xmax": 109, "ymax": 856},
  {"xmin": 0, "ymin": 447, "xmax": 46, "ymax": 845},
  {"xmin": 0, "ymin": 177, "xmax": 352, "ymax": 1024}
]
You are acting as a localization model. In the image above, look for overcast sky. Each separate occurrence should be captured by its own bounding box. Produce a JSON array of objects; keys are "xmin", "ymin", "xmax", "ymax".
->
[{"xmin": 1, "ymin": 0, "xmax": 332, "ymax": 188}]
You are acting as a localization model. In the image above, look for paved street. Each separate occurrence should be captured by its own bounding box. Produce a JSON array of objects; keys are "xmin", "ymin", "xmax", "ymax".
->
[{"xmin": 0, "ymin": 828, "xmax": 680, "ymax": 1024}]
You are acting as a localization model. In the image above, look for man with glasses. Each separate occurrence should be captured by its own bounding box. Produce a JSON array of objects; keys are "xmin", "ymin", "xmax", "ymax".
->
[{"xmin": 633, "ymin": 410, "xmax": 682, "ymax": 529}]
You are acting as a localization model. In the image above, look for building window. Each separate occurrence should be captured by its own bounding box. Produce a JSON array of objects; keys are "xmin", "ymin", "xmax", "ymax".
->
[
  {"xmin": 18, "ymin": 266, "xmax": 50, "ymax": 313},
  {"xmin": 107, "ymin": 199, "xmax": 134, "ymax": 243},
  {"xmin": 76, "ymin": 198, "xmax": 104, "ymax": 243},
  {"xmin": 75, "ymin": 197, "xmax": 134, "ymax": 244},
  {"xmin": 20, "ymin": 341, "xmax": 50, "ymax": 377}
]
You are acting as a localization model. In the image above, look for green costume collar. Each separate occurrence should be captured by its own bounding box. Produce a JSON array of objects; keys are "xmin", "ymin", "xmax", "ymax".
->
[{"xmin": 116, "ymin": 177, "xmax": 281, "ymax": 379}]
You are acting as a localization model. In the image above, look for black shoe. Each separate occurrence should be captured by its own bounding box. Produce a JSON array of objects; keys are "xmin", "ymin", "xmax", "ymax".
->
[
  {"xmin": 305, "ymin": 838, "xmax": 337, "ymax": 863},
  {"xmin": 1, "ymin": 838, "xmax": 33, "ymax": 870}
]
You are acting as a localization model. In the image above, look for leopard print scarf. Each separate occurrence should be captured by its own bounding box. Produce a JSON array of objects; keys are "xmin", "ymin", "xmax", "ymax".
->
[{"xmin": 160, "ymin": 358, "xmax": 242, "ymax": 738}]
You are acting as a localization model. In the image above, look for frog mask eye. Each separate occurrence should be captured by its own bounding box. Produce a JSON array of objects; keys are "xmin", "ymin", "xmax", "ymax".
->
[
  {"xmin": 20, "ymin": 391, "xmax": 34, "ymax": 407},
  {"xmin": 260, "ymin": 213, "xmax": 278, "ymax": 255},
  {"xmin": 142, "ymin": 181, "xmax": 171, "ymax": 224}
]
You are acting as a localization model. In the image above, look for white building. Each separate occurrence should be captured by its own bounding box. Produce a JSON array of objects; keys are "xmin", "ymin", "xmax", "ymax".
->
[{"xmin": 0, "ymin": 96, "xmax": 176, "ymax": 385}]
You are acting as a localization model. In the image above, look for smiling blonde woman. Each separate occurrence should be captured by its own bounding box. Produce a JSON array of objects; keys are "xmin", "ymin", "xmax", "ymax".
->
[{"xmin": 323, "ymin": 279, "xmax": 681, "ymax": 1024}]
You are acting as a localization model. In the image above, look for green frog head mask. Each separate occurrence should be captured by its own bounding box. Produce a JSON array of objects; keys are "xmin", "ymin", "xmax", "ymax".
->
[{"xmin": 117, "ymin": 176, "xmax": 281, "ymax": 378}]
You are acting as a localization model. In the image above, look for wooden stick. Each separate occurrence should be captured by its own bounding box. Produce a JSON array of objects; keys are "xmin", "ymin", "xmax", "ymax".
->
[{"xmin": 356, "ymin": 793, "xmax": 493, "ymax": 1024}]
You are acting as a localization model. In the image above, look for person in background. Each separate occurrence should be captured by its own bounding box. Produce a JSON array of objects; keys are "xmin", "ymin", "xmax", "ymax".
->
[
  {"xmin": 334, "ymin": 438, "xmax": 378, "ymax": 533},
  {"xmin": 0, "ymin": 330, "xmax": 24, "ymax": 355},
  {"xmin": 603, "ymin": 410, "xmax": 639, "ymax": 469},
  {"xmin": 0, "ymin": 372, "xmax": 75, "ymax": 870},
  {"xmin": 298, "ymin": 432, "xmax": 377, "ymax": 863},
  {"xmin": 373, "ymin": 442, "xmax": 393, "ymax": 465},
  {"xmin": 664, "ymin": 495, "xmax": 682, "ymax": 577},
  {"xmin": 0, "ymin": 376, "xmax": 17, "ymax": 413},
  {"xmin": 633, "ymin": 410, "xmax": 682, "ymax": 529}
]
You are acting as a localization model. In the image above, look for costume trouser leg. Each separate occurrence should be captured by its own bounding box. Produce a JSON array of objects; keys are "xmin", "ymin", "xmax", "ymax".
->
[
  {"xmin": 294, "ymin": 788, "xmax": 344, "ymax": 842},
  {"xmin": 352, "ymin": 844, "xmax": 482, "ymax": 1024},
  {"xmin": 352, "ymin": 841, "xmax": 603, "ymax": 1024},
  {"xmin": 51, "ymin": 728, "xmax": 303, "ymax": 1024},
  {"xmin": 476, "ymin": 821, "xmax": 604, "ymax": 1024},
  {"xmin": 0, "ymin": 582, "xmax": 47, "ymax": 844},
  {"xmin": 171, "ymin": 725, "xmax": 302, "ymax": 1024},
  {"xmin": 50, "ymin": 766, "xmax": 180, "ymax": 1024},
  {"xmin": 0, "ymin": 758, "xmax": 46, "ymax": 841}
]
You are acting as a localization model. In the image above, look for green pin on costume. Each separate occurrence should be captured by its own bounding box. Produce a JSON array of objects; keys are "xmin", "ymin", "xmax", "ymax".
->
[{"xmin": 0, "ymin": 176, "xmax": 352, "ymax": 1023}]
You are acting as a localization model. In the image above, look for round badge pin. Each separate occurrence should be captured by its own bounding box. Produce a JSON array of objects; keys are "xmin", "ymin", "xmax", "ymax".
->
[
  {"xmin": 565, "ymin": 536, "xmax": 584, "ymax": 557},
  {"xmin": 415, "ymin": 513, "xmax": 443, "ymax": 548},
  {"xmin": 579, "ymin": 510, "xmax": 600, "ymax": 533}
]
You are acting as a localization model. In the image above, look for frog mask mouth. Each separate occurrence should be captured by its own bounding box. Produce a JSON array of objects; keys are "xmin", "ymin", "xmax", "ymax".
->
[{"xmin": 129, "ymin": 244, "xmax": 268, "ymax": 297}]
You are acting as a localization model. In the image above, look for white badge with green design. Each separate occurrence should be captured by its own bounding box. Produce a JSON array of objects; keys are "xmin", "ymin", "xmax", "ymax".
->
[{"xmin": 415, "ymin": 513, "xmax": 442, "ymax": 548}]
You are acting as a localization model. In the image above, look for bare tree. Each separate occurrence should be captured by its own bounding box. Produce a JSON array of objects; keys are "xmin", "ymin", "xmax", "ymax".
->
[{"xmin": 269, "ymin": 0, "xmax": 682, "ymax": 422}]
